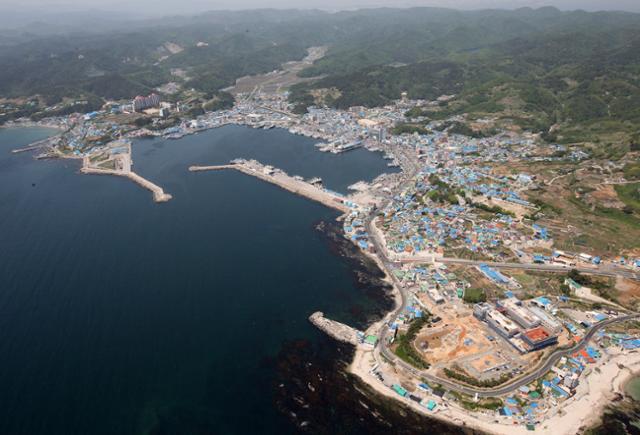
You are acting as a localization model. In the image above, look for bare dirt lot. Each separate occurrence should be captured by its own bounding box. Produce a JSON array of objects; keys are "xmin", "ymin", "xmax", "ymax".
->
[
  {"xmin": 616, "ymin": 277, "xmax": 640, "ymax": 307},
  {"xmin": 415, "ymin": 314, "xmax": 495, "ymax": 363},
  {"xmin": 225, "ymin": 46, "xmax": 327, "ymax": 96}
]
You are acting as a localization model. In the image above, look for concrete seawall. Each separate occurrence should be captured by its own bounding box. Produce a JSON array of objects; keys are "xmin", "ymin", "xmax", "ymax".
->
[
  {"xmin": 309, "ymin": 312, "xmax": 361, "ymax": 345},
  {"xmin": 189, "ymin": 162, "xmax": 351, "ymax": 213}
]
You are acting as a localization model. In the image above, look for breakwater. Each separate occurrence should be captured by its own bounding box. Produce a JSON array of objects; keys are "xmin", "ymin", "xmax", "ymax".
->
[
  {"xmin": 308, "ymin": 311, "xmax": 361, "ymax": 345},
  {"xmin": 189, "ymin": 160, "xmax": 352, "ymax": 213},
  {"xmin": 81, "ymin": 167, "xmax": 172, "ymax": 203}
]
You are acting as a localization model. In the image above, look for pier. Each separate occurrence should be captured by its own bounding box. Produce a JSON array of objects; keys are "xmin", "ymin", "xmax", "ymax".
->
[
  {"xmin": 309, "ymin": 312, "xmax": 361, "ymax": 345},
  {"xmin": 81, "ymin": 166, "xmax": 172, "ymax": 203},
  {"xmin": 189, "ymin": 160, "xmax": 352, "ymax": 213}
]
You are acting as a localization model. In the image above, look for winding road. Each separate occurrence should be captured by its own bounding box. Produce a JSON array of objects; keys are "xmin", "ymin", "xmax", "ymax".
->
[{"xmin": 366, "ymin": 213, "xmax": 640, "ymax": 397}]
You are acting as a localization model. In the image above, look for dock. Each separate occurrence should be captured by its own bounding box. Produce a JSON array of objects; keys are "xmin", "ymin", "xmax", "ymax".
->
[
  {"xmin": 189, "ymin": 160, "xmax": 352, "ymax": 213},
  {"xmin": 309, "ymin": 312, "xmax": 361, "ymax": 345}
]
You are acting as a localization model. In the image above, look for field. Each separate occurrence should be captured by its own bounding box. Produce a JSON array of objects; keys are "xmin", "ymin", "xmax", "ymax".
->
[
  {"xmin": 521, "ymin": 163, "xmax": 640, "ymax": 255},
  {"xmin": 506, "ymin": 270, "xmax": 564, "ymax": 298},
  {"xmin": 225, "ymin": 46, "xmax": 327, "ymax": 96}
]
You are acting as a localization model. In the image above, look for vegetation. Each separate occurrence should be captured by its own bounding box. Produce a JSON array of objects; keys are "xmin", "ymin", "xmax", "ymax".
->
[
  {"xmin": 623, "ymin": 163, "xmax": 640, "ymax": 181},
  {"xmin": 286, "ymin": 8, "xmax": 640, "ymax": 144},
  {"xmin": 394, "ymin": 316, "xmax": 430, "ymax": 370},
  {"xmin": 530, "ymin": 198, "xmax": 563, "ymax": 216},
  {"xmin": 462, "ymin": 287, "xmax": 487, "ymax": 304},
  {"xmin": 567, "ymin": 269, "xmax": 618, "ymax": 302},
  {"xmin": 472, "ymin": 202, "xmax": 515, "ymax": 218},
  {"xmin": 615, "ymin": 183, "xmax": 640, "ymax": 215},
  {"xmin": 443, "ymin": 367, "xmax": 512, "ymax": 388},
  {"xmin": 425, "ymin": 175, "xmax": 462, "ymax": 205},
  {"xmin": 456, "ymin": 395, "xmax": 504, "ymax": 412},
  {"xmin": 0, "ymin": 12, "xmax": 314, "ymax": 123},
  {"xmin": 2, "ymin": 7, "xmax": 640, "ymax": 145}
]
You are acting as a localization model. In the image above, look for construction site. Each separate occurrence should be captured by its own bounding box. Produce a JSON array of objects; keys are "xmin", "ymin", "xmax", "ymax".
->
[{"xmin": 411, "ymin": 292, "xmax": 534, "ymax": 382}]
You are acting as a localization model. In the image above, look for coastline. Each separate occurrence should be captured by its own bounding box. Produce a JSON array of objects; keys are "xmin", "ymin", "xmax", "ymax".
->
[
  {"xmin": 7, "ymin": 111, "xmax": 640, "ymax": 434},
  {"xmin": 1, "ymin": 121, "xmax": 66, "ymax": 132},
  {"xmin": 348, "ymin": 280, "xmax": 640, "ymax": 435},
  {"xmin": 325, "ymin": 215, "xmax": 640, "ymax": 435},
  {"xmin": 272, "ymin": 220, "xmax": 478, "ymax": 434}
]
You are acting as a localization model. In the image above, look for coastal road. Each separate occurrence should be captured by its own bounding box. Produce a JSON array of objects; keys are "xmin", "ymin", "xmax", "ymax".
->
[{"xmin": 365, "ymin": 211, "xmax": 640, "ymax": 398}]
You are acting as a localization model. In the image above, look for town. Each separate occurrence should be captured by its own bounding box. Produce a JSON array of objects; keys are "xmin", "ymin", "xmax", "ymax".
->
[{"xmin": 8, "ymin": 51, "xmax": 640, "ymax": 434}]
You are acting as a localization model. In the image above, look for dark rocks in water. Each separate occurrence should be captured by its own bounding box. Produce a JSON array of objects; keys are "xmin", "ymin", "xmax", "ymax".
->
[
  {"xmin": 313, "ymin": 219, "xmax": 394, "ymax": 330},
  {"xmin": 273, "ymin": 338, "xmax": 481, "ymax": 435},
  {"xmin": 273, "ymin": 221, "xmax": 482, "ymax": 435},
  {"xmin": 587, "ymin": 398, "xmax": 640, "ymax": 434}
]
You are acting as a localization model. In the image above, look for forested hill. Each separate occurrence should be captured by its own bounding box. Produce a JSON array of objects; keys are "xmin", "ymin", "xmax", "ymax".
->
[
  {"xmin": 1, "ymin": 7, "xmax": 640, "ymax": 144},
  {"xmin": 288, "ymin": 7, "xmax": 640, "ymax": 145}
]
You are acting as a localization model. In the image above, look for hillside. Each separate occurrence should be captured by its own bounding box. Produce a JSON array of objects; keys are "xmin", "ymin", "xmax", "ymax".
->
[
  {"xmin": 1, "ymin": 7, "xmax": 640, "ymax": 147},
  {"xmin": 289, "ymin": 7, "xmax": 640, "ymax": 146}
]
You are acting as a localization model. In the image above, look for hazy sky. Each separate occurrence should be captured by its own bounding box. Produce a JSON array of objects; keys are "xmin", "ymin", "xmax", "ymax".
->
[{"xmin": 3, "ymin": 0, "xmax": 640, "ymax": 15}]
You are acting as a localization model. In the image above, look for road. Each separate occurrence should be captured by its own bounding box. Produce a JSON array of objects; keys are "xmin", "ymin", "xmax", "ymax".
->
[
  {"xmin": 365, "ymin": 208, "xmax": 640, "ymax": 397},
  {"xmin": 395, "ymin": 255, "xmax": 640, "ymax": 281},
  {"xmin": 436, "ymin": 258, "xmax": 640, "ymax": 281},
  {"xmin": 378, "ymin": 309, "xmax": 640, "ymax": 397}
]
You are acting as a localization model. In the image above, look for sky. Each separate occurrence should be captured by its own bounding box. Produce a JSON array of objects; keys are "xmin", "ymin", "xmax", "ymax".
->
[
  {"xmin": 2, "ymin": 0, "xmax": 640, "ymax": 15},
  {"xmin": 0, "ymin": 0, "xmax": 638, "ymax": 29}
]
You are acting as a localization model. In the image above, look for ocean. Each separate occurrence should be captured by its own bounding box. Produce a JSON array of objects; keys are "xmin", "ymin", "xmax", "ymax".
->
[{"xmin": 0, "ymin": 126, "xmax": 467, "ymax": 435}]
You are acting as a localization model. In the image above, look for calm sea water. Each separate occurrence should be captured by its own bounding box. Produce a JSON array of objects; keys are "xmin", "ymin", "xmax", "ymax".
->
[{"xmin": 0, "ymin": 126, "xmax": 397, "ymax": 435}]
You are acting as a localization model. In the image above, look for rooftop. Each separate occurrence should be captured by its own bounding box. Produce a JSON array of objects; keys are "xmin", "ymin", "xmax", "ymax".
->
[{"xmin": 524, "ymin": 327, "xmax": 552, "ymax": 343}]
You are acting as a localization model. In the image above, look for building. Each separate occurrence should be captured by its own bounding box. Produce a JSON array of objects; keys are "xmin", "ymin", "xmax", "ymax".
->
[
  {"xmin": 501, "ymin": 298, "xmax": 541, "ymax": 330},
  {"xmin": 564, "ymin": 373, "xmax": 580, "ymax": 390},
  {"xmin": 473, "ymin": 302, "xmax": 491, "ymax": 320},
  {"xmin": 427, "ymin": 287, "xmax": 445, "ymax": 304},
  {"xmin": 521, "ymin": 326, "xmax": 558, "ymax": 351},
  {"xmin": 478, "ymin": 264, "xmax": 511, "ymax": 285},
  {"xmin": 486, "ymin": 309, "xmax": 520, "ymax": 338},
  {"xmin": 529, "ymin": 305, "xmax": 563, "ymax": 334},
  {"xmin": 530, "ymin": 296, "xmax": 553, "ymax": 311},
  {"xmin": 133, "ymin": 93, "xmax": 161, "ymax": 112}
]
